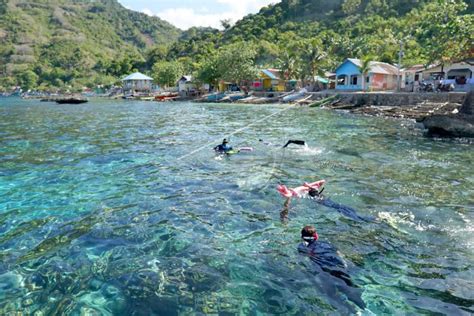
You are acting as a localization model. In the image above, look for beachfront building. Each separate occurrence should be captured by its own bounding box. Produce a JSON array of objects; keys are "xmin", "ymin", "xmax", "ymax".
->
[
  {"xmin": 177, "ymin": 75, "xmax": 196, "ymax": 95},
  {"xmin": 253, "ymin": 69, "xmax": 286, "ymax": 92},
  {"xmin": 421, "ymin": 59, "xmax": 474, "ymax": 91},
  {"xmin": 122, "ymin": 72, "xmax": 153, "ymax": 95},
  {"xmin": 335, "ymin": 58, "xmax": 399, "ymax": 91},
  {"xmin": 402, "ymin": 64, "xmax": 426, "ymax": 92}
]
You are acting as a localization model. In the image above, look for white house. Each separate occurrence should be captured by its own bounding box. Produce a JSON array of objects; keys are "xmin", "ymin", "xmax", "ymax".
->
[
  {"xmin": 122, "ymin": 72, "xmax": 153, "ymax": 95},
  {"xmin": 177, "ymin": 75, "xmax": 194, "ymax": 93},
  {"xmin": 421, "ymin": 59, "xmax": 474, "ymax": 91}
]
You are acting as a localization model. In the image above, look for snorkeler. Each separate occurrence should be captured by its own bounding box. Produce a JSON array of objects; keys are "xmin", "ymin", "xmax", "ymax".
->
[
  {"xmin": 213, "ymin": 138, "xmax": 233, "ymax": 153},
  {"xmin": 259, "ymin": 139, "xmax": 307, "ymax": 148},
  {"xmin": 298, "ymin": 225, "xmax": 366, "ymax": 310},
  {"xmin": 277, "ymin": 180, "xmax": 373, "ymax": 222},
  {"xmin": 277, "ymin": 180, "xmax": 325, "ymax": 198},
  {"xmin": 299, "ymin": 225, "xmax": 353, "ymax": 285},
  {"xmin": 282, "ymin": 140, "xmax": 306, "ymax": 148}
]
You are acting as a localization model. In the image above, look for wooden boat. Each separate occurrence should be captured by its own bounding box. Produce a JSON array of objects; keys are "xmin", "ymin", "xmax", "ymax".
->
[
  {"xmin": 292, "ymin": 95, "xmax": 313, "ymax": 105},
  {"xmin": 155, "ymin": 93, "xmax": 179, "ymax": 101},
  {"xmin": 282, "ymin": 88, "xmax": 307, "ymax": 102},
  {"xmin": 56, "ymin": 98, "xmax": 88, "ymax": 104},
  {"xmin": 236, "ymin": 96, "xmax": 259, "ymax": 104},
  {"xmin": 207, "ymin": 93, "xmax": 226, "ymax": 102}
]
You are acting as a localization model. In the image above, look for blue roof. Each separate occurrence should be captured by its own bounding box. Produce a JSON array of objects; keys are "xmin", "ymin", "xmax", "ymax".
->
[
  {"xmin": 122, "ymin": 72, "xmax": 153, "ymax": 81},
  {"xmin": 261, "ymin": 69, "xmax": 279, "ymax": 80}
]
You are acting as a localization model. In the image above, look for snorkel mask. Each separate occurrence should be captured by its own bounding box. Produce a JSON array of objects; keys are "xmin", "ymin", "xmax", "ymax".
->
[{"xmin": 302, "ymin": 232, "xmax": 319, "ymax": 246}]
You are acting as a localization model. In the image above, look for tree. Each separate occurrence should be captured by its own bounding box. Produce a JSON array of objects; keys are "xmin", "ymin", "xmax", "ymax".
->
[
  {"xmin": 412, "ymin": 0, "xmax": 473, "ymax": 67},
  {"xmin": 152, "ymin": 60, "xmax": 184, "ymax": 87},
  {"xmin": 17, "ymin": 70, "xmax": 39, "ymax": 91},
  {"xmin": 359, "ymin": 55, "xmax": 373, "ymax": 91},
  {"xmin": 196, "ymin": 54, "xmax": 219, "ymax": 88},
  {"xmin": 342, "ymin": 0, "xmax": 361, "ymax": 15},
  {"xmin": 220, "ymin": 19, "xmax": 232, "ymax": 30},
  {"xmin": 216, "ymin": 42, "xmax": 257, "ymax": 85},
  {"xmin": 145, "ymin": 45, "xmax": 169, "ymax": 68},
  {"xmin": 277, "ymin": 47, "xmax": 298, "ymax": 80},
  {"xmin": 300, "ymin": 38, "xmax": 327, "ymax": 84}
]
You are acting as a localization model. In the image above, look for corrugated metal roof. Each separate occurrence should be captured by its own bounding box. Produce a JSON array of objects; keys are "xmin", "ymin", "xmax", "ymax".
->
[
  {"xmin": 122, "ymin": 72, "xmax": 153, "ymax": 81},
  {"xmin": 178, "ymin": 75, "xmax": 193, "ymax": 83},
  {"xmin": 342, "ymin": 58, "xmax": 399, "ymax": 75},
  {"xmin": 260, "ymin": 69, "xmax": 280, "ymax": 80}
]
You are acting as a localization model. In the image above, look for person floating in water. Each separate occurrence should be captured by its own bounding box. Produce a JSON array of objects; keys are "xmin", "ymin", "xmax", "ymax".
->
[
  {"xmin": 214, "ymin": 138, "xmax": 233, "ymax": 153},
  {"xmin": 259, "ymin": 139, "xmax": 307, "ymax": 148},
  {"xmin": 298, "ymin": 225, "xmax": 366, "ymax": 310},
  {"xmin": 277, "ymin": 180, "xmax": 373, "ymax": 222},
  {"xmin": 277, "ymin": 180, "xmax": 325, "ymax": 198},
  {"xmin": 299, "ymin": 225, "xmax": 352, "ymax": 285},
  {"xmin": 282, "ymin": 139, "xmax": 306, "ymax": 148}
]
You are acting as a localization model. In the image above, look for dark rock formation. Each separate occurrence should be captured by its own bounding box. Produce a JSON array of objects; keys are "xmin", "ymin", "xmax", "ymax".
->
[{"xmin": 422, "ymin": 92, "xmax": 474, "ymax": 137}]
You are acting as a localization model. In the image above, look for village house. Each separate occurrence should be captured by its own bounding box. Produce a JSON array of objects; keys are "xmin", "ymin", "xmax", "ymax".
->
[
  {"xmin": 177, "ymin": 75, "xmax": 196, "ymax": 95},
  {"xmin": 176, "ymin": 75, "xmax": 210, "ymax": 96},
  {"xmin": 253, "ymin": 69, "xmax": 286, "ymax": 92},
  {"xmin": 421, "ymin": 59, "xmax": 474, "ymax": 91},
  {"xmin": 402, "ymin": 64, "xmax": 426, "ymax": 92},
  {"xmin": 335, "ymin": 58, "xmax": 399, "ymax": 91},
  {"xmin": 122, "ymin": 72, "xmax": 153, "ymax": 95}
]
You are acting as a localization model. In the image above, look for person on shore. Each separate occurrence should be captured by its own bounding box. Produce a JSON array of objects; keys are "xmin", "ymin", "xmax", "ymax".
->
[{"xmin": 214, "ymin": 138, "xmax": 233, "ymax": 153}]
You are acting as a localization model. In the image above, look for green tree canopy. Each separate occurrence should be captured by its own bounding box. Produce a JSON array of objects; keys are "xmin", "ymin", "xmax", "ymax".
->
[
  {"xmin": 216, "ymin": 42, "xmax": 257, "ymax": 84},
  {"xmin": 152, "ymin": 60, "xmax": 184, "ymax": 87}
]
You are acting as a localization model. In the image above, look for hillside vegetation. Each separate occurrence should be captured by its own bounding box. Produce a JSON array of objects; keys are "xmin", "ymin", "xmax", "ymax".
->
[
  {"xmin": 166, "ymin": 0, "xmax": 473, "ymax": 88},
  {"xmin": 0, "ymin": 0, "xmax": 180, "ymax": 90},
  {"xmin": 0, "ymin": 0, "xmax": 472, "ymax": 91}
]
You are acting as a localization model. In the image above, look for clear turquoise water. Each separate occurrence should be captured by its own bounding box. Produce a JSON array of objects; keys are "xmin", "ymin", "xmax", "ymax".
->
[{"xmin": 0, "ymin": 98, "xmax": 473, "ymax": 315}]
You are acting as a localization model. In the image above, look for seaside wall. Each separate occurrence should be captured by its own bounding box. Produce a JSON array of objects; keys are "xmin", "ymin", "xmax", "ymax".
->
[{"xmin": 312, "ymin": 92, "xmax": 466, "ymax": 107}]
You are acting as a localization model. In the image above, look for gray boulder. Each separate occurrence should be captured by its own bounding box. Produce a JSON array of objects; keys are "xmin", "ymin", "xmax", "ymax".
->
[{"xmin": 422, "ymin": 92, "xmax": 474, "ymax": 137}]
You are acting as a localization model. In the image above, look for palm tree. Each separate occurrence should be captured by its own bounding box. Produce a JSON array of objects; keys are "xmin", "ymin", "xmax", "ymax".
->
[
  {"xmin": 277, "ymin": 48, "xmax": 297, "ymax": 81},
  {"xmin": 359, "ymin": 55, "xmax": 373, "ymax": 91},
  {"xmin": 304, "ymin": 39, "xmax": 327, "ymax": 86}
]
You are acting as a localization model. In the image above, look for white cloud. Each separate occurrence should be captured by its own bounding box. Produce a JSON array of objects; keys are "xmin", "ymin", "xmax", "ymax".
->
[
  {"xmin": 151, "ymin": 0, "xmax": 278, "ymax": 30},
  {"xmin": 142, "ymin": 8, "xmax": 153, "ymax": 16}
]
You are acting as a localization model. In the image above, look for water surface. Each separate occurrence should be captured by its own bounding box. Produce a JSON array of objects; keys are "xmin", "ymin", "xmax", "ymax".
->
[{"xmin": 0, "ymin": 98, "xmax": 473, "ymax": 314}]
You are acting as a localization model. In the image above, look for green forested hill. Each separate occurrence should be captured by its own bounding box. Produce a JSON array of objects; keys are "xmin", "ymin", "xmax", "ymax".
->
[
  {"xmin": 0, "ymin": 0, "xmax": 472, "ymax": 91},
  {"xmin": 0, "ymin": 0, "xmax": 180, "ymax": 90},
  {"xmin": 166, "ymin": 0, "xmax": 472, "ymax": 87}
]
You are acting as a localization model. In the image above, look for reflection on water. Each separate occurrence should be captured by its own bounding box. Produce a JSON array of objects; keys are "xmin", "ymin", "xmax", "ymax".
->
[{"xmin": 0, "ymin": 98, "xmax": 473, "ymax": 314}]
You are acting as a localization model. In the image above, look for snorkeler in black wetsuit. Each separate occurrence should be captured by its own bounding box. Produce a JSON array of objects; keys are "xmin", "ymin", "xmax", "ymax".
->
[
  {"xmin": 259, "ymin": 139, "xmax": 307, "ymax": 148},
  {"xmin": 298, "ymin": 225, "xmax": 366, "ymax": 310},
  {"xmin": 307, "ymin": 188, "xmax": 374, "ymax": 222},
  {"xmin": 298, "ymin": 225, "xmax": 353, "ymax": 286},
  {"xmin": 213, "ymin": 138, "xmax": 233, "ymax": 153}
]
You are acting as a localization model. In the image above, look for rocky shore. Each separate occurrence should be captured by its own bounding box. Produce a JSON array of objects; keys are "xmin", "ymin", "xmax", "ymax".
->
[
  {"xmin": 421, "ymin": 92, "xmax": 474, "ymax": 138},
  {"xmin": 318, "ymin": 91, "xmax": 473, "ymax": 138}
]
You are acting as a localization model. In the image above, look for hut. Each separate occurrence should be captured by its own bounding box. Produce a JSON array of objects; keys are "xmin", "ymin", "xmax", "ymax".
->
[
  {"xmin": 253, "ymin": 69, "xmax": 285, "ymax": 92},
  {"xmin": 122, "ymin": 72, "xmax": 153, "ymax": 95},
  {"xmin": 335, "ymin": 58, "xmax": 399, "ymax": 91}
]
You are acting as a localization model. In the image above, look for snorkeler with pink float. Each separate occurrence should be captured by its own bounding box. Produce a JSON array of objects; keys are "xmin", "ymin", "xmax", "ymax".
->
[{"xmin": 277, "ymin": 180, "xmax": 373, "ymax": 222}]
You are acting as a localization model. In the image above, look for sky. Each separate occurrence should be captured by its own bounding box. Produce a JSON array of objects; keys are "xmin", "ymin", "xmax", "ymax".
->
[{"xmin": 118, "ymin": 0, "xmax": 279, "ymax": 30}]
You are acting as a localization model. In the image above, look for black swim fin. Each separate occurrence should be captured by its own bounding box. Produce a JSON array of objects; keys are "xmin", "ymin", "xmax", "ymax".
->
[{"xmin": 283, "ymin": 140, "xmax": 306, "ymax": 148}]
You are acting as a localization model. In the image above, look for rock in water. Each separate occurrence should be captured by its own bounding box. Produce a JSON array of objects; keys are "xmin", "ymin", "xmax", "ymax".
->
[
  {"xmin": 422, "ymin": 92, "xmax": 474, "ymax": 138},
  {"xmin": 460, "ymin": 90, "xmax": 474, "ymax": 115}
]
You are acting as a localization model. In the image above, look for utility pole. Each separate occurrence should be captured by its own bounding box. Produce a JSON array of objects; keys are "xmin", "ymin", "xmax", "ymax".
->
[{"xmin": 397, "ymin": 40, "xmax": 403, "ymax": 92}]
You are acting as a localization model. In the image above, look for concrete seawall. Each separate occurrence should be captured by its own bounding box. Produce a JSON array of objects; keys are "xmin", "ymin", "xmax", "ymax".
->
[{"xmin": 310, "ymin": 91, "xmax": 466, "ymax": 107}]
